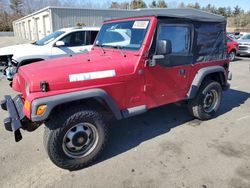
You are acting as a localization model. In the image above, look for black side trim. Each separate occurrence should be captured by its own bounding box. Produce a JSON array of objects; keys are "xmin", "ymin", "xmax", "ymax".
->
[{"xmin": 31, "ymin": 89, "xmax": 122, "ymax": 122}]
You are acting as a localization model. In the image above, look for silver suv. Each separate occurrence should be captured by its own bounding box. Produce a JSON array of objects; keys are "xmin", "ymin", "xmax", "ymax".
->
[{"xmin": 237, "ymin": 34, "xmax": 250, "ymax": 56}]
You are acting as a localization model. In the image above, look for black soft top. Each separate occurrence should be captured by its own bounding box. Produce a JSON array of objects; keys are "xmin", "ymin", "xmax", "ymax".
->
[{"xmin": 113, "ymin": 8, "xmax": 226, "ymax": 23}]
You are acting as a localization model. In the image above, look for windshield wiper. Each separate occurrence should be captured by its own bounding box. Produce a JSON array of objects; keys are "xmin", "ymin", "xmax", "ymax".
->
[
  {"xmin": 95, "ymin": 44, "xmax": 106, "ymax": 54},
  {"xmin": 112, "ymin": 45, "xmax": 126, "ymax": 57}
]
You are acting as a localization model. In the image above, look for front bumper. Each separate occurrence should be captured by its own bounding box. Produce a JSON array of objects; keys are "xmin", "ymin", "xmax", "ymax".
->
[
  {"xmin": 1, "ymin": 95, "xmax": 25, "ymax": 142},
  {"xmin": 238, "ymin": 45, "xmax": 250, "ymax": 55},
  {"xmin": 0, "ymin": 55, "xmax": 16, "ymax": 80}
]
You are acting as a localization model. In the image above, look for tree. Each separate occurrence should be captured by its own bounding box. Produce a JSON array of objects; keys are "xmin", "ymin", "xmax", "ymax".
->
[
  {"xmin": 203, "ymin": 3, "xmax": 217, "ymax": 14},
  {"xmin": 204, "ymin": 3, "xmax": 212, "ymax": 11},
  {"xmin": 149, "ymin": 0, "xmax": 157, "ymax": 8},
  {"xmin": 0, "ymin": 0, "xmax": 3, "ymax": 12},
  {"xmin": 178, "ymin": 2, "xmax": 185, "ymax": 8},
  {"xmin": 110, "ymin": 2, "xmax": 120, "ymax": 9},
  {"xmin": 194, "ymin": 2, "xmax": 200, "ymax": 9},
  {"xmin": 157, "ymin": 0, "xmax": 167, "ymax": 8},
  {"xmin": 217, "ymin": 7, "xmax": 227, "ymax": 17},
  {"xmin": 187, "ymin": 2, "xmax": 200, "ymax": 9},
  {"xmin": 10, "ymin": 0, "xmax": 23, "ymax": 15},
  {"xmin": 119, "ymin": 2, "xmax": 130, "ymax": 9},
  {"xmin": 130, "ymin": 0, "xmax": 147, "ymax": 9},
  {"xmin": 233, "ymin": 5, "xmax": 241, "ymax": 16},
  {"xmin": 226, "ymin": 7, "xmax": 232, "ymax": 17},
  {"xmin": 110, "ymin": 1, "xmax": 130, "ymax": 9},
  {"xmin": 149, "ymin": 0, "xmax": 167, "ymax": 8}
]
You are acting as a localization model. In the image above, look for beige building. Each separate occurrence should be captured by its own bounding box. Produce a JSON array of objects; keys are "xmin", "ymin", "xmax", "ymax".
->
[{"xmin": 13, "ymin": 6, "xmax": 137, "ymax": 40}]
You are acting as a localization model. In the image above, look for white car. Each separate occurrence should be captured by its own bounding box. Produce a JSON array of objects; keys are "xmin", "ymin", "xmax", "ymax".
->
[{"xmin": 0, "ymin": 27, "xmax": 100, "ymax": 80}]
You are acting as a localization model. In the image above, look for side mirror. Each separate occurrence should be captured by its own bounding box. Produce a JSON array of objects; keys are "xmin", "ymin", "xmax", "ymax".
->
[
  {"xmin": 55, "ymin": 41, "xmax": 65, "ymax": 47},
  {"xmin": 148, "ymin": 40, "xmax": 172, "ymax": 67},
  {"xmin": 156, "ymin": 39, "xmax": 172, "ymax": 55}
]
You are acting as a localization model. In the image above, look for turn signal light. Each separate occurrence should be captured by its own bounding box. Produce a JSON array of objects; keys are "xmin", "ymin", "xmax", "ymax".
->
[
  {"xmin": 36, "ymin": 105, "xmax": 47, "ymax": 116},
  {"xmin": 24, "ymin": 100, "xmax": 31, "ymax": 112}
]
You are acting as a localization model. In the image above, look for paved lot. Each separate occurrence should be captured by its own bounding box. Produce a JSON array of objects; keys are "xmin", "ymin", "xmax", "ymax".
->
[{"xmin": 0, "ymin": 37, "xmax": 250, "ymax": 188}]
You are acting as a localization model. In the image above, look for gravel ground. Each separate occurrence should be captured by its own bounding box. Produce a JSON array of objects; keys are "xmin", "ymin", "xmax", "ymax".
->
[{"xmin": 0, "ymin": 37, "xmax": 250, "ymax": 188}]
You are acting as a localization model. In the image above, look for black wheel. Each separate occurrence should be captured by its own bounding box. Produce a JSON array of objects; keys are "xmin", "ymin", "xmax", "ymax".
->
[
  {"xmin": 188, "ymin": 80, "xmax": 222, "ymax": 120},
  {"xmin": 228, "ymin": 50, "xmax": 236, "ymax": 61},
  {"xmin": 44, "ymin": 106, "xmax": 108, "ymax": 170}
]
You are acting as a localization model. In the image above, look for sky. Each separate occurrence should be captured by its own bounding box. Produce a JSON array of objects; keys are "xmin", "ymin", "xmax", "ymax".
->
[{"xmin": 100, "ymin": 0, "xmax": 250, "ymax": 11}]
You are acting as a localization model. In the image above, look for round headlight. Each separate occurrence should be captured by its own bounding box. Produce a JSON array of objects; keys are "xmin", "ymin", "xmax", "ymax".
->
[{"xmin": 25, "ymin": 82, "xmax": 30, "ymax": 96}]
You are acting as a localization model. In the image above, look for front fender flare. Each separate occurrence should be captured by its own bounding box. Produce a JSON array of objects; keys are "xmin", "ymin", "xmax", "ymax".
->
[{"xmin": 31, "ymin": 89, "xmax": 122, "ymax": 122}]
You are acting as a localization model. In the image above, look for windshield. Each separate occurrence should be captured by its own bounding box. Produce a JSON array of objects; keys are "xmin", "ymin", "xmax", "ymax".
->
[
  {"xmin": 241, "ymin": 34, "xmax": 250, "ymax": 40},
  {"xmin": 35, "ymin": 31, "xmax": 65, "ymax": 46},
  {"xmin": 95, "ymin": 20, "xmax": 150, "ymax": 51}
]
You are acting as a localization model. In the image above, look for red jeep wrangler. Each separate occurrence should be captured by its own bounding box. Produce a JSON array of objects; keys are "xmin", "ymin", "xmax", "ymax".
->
[{"xmin": 1, "ymin": 9, "xmax": 231, "ymax": 170}]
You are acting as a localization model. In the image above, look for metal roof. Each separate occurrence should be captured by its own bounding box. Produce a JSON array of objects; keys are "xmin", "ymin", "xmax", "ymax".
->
[
  {"xmin": 13, "ymin": 6, "xmax": 136, "ymax": 23},
  {"xmin": 13, "ymin": 7, "xmax": 225, "ymax": 23}
]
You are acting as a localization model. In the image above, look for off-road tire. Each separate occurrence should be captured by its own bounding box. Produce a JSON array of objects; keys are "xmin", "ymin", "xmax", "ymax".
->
[
  {"xmin": 43, "ymin": 105, "xmax": 108, "ymax": 171},
  {"xmin": 188, "ymin": 80, "xmax": 222, "ymax": 120},
  {"xmin": 228, "ymin": 50, "xmax": 236, "ymax": 61}
]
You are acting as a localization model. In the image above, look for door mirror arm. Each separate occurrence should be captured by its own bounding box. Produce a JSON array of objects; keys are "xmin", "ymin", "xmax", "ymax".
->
[{"xmin": 148, "ymin": 55, "xmax": 164, "ymax": 67}]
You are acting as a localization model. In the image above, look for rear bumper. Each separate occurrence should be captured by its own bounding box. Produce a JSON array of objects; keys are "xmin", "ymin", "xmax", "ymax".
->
[
  {"xmin": 1, "ymin": 95, "xmax": 25, "ymax": 142},
  {"xmin": 223, "ymin": 71, "xmax": 232, "ymax": 91}
]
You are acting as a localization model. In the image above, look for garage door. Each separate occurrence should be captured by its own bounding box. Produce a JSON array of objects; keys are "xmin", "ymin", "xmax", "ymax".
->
[
  {"xmin": 35, "ymin": 18, "xmax": 44, "ymax": 40},
  {"xmin": 44, "ymin": 15, "xmax": 51, "ymax": 36}
]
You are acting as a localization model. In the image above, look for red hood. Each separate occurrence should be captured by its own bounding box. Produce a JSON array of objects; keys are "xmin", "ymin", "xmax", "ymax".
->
[{"xmin": 18, "ymin": 49, "xmax": 138, "ymax": 93}]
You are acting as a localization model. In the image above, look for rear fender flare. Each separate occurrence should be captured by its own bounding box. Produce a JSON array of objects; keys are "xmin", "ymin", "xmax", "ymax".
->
[{"xmin": 187, "ymin": 66, "xmax": 226, "ymax": 99}]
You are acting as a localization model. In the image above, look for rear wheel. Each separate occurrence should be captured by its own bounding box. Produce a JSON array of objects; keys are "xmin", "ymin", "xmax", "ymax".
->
[
  {"xmin": 44, "ymin": 106, "xmax": 108, "ymax": 170},
  {"xmin": 228, "ymin": 50, "xmax": 236, "ymax": 61},
  {"xmin": 188, "ymin": 80, "xmax": 222, "ymax": 120}
]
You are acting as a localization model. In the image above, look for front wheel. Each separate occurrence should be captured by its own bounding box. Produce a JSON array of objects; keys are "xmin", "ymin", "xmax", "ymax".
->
[
  {"xmin": 228, "ymin": 50, "xmax": 236, "ymax": 61},
  {"xmin": 188, "ymin": 80, "xmax": 222, "ymax": 120},
  {"xmin": 44, "ymin": 106, "xmax": 108, "ymax": 170}
]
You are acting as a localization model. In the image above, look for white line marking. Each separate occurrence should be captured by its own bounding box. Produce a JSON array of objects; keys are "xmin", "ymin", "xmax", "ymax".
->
[{"xmin": 237, "ymin": 115, "xmax": 250, "ymax": 121}]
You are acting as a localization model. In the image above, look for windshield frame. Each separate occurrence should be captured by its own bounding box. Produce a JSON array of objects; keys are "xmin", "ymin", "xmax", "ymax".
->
[
  {"xmin": 34, "ymin": 30, "xmax": 65, "ymax": 46},
  {"xmin": 94, "ymin": 19, "xmax": 151, "ymax": 51}
]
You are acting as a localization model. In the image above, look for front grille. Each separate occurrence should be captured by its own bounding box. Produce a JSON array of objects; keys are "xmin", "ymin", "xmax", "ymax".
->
[{"xmin": 239, "ymin": 46, "xmax": 249, "ymax": 51}]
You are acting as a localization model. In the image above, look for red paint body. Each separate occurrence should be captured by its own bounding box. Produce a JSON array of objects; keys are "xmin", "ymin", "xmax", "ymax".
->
[
  {"xmin": 12, "ymin": 16, "xmax": 229, "ymax": 120},
  {"xmin": 227, "ymin": 36, "xmax": 239, "ymax": 54}
]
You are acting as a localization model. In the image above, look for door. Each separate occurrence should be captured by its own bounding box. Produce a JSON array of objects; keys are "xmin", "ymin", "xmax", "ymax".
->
[
  {"xmin": 28, "ymin": 20, "xmax": 32, "ymax": 40},
  {"xmin": 21, "ymin": 22, "xmax": 25, "ymax": 38},
  {"xmin": 145, "ymin": 23, "xmax": 193, "ymax": 108},
  {"xmin": 51, "ymin": 31, "xmax": 89, "ymax": 58}
]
